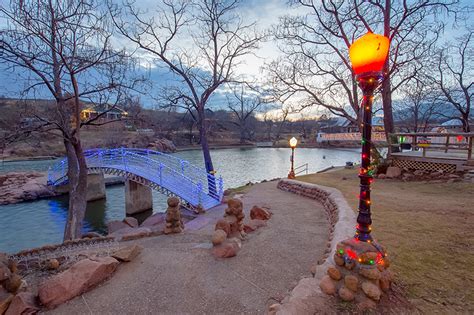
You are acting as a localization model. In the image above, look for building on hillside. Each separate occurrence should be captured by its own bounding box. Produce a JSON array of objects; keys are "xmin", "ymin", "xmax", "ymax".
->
[
  {"xmin": 319, "ymin": 115, "xmax": 384, "ymax": 134},
  {"xmin": 431, "ymin": 119, "xmax": 472, "ymax": 133},
  {"xmin": 319, "ymin": 117, "xmax": 358, "ymax": 133},
  {"xmin": 316, "ymin": 115, "xmax": 385, "ymax": 143},
  {"xmin": 80, "ymin": 104, "xmax": 128, "ymax": 122}
]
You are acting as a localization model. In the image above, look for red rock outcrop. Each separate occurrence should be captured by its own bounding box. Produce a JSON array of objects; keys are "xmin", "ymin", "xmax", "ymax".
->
[{"xmin": 38, "ymin": 257, "xmax": 119, "ymax": 309}]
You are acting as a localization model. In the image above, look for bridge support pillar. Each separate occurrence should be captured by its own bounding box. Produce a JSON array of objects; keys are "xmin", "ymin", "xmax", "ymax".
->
[
  {"xmin": 86, "ymin": 173, "xmax": 106, "ymax": 202},
  {"xmin": 125, "ymin": 180, "xmax": 153, "ymax": 215}
]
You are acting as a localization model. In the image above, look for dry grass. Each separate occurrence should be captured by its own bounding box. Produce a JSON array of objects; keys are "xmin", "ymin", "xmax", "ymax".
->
[{"xmin": 298, "ymin": 168, "xmax": 474, "ymax": 314}]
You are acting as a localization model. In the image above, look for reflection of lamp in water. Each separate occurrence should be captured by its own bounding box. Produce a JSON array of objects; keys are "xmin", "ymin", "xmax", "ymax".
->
[
  {"xmin": 349, "ymin": 32, "xmax": 390, "ymax": 242},
  {"xmin": 288, "ymin": 137, "xmax": 298, "ymax": 179}
]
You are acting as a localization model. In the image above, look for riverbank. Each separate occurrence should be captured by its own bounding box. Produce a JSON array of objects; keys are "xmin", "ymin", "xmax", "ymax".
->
[
  {"xmin": 176, "ymin": 143, "xmax": 257, "ymax": 151},
  {"xmin": 0, "ymin": 172, "xmax": 58, "ymax": 205},
  {"xmin": 0, "ymin": 156, "xmax": 57, "ymax": 163},
  {"xmin": 0, "ymin": 171, "xmax": 125, "ymax": 205},
  {"xmin": 298, "ymin": 168, "xmax": 474, "ymax": 313}
]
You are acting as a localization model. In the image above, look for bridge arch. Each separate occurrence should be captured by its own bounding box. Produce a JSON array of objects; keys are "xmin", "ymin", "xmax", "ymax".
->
[{"xmin": 47, "ymin": 148, "xmax": 224, "ymax": 210}]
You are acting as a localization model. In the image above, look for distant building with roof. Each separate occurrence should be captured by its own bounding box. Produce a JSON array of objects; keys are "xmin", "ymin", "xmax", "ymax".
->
[
  {"xmin": 319, "ymin": 117, "xmax": 358, "ymax": 133},
  {"xmin": 80, "ymin": 103, "xmax": 128, "ymax": 122},
  {"xmin": 319, "ymin": 115, "xmax": 384, "ymax": 134},
  {"xmin": 431, "ymin": 118, "xmax": 473, "ymax": 133}
]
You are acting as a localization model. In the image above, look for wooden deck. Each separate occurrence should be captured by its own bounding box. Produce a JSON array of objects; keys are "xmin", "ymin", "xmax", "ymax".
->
[{"xmin": 389, "ymin": 132, "xmax": 474, "ymax": 172}]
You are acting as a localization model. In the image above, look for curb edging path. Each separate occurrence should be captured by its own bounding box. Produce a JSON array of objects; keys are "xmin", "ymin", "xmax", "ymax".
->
[{"xmin": 272, "ymin": 179, "xmax": 356, "ymax": 314}]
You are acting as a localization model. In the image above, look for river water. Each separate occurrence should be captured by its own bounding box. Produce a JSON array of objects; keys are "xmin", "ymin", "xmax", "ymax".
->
[{"xmin": 0, "ymin": 147, "xmax": 359, "ymax": 253}]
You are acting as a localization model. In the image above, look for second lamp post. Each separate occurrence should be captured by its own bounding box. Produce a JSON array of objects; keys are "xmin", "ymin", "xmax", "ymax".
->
[{"xmin": 288, "ymin": 137, "xmax": 298, "ymax": 179}]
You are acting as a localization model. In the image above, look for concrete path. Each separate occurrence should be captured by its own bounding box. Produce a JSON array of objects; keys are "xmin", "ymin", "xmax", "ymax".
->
[{"xmin": 49, "ymin": 181, "xmax": 329, "ymax": 314}]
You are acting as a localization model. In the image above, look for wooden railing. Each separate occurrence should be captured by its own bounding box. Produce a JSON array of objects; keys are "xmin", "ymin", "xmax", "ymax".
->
[{"xmin": 389, "ymin": 132, "xmax": 474, "ymax": 161}]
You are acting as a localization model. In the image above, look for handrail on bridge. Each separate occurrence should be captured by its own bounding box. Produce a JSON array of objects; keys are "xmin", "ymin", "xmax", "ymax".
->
[
  {"xmin": 389, "ymin": 132, "xmax": 474, "ymax": 160},
  {"xmin": 47, "ymin": 148, "xmax": 224, "ymax": 209}
]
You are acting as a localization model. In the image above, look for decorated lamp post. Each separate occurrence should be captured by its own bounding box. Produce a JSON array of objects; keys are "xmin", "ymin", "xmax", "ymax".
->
[
  {"xmin": 288, "ymin": 137, "xmax": 298, "ymax": 179},
  {"xmin": 349, "ymin": 32, "xmax": 390, "ymax": 242},
  {"xmin": 316, "ymin": 32, "xmax": 393, "ymax": 309}
]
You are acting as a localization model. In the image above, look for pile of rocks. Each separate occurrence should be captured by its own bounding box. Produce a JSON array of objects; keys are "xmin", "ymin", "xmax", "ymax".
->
[
  {"xmin": 0, "ymin": 172, "xmax": 59, "ymax": 205},
  {"xmin": 378, "ymin": 166, "xmax": 472, "ymax": 183},
  {"xmin": 243, "ymin": 206, "xmax": 271, "ymax": 233},
  {"xmin": 319, "ymin": 238, "xmax": 392, "ymax": 311},
  {"xmin": 147, "ymin": 139, "xmax": 177, "ymax": 153},
  {"xmin": 0, "ymin": 253, "xmax": 37, "ymax": 314},
  {"xmin": 211, "ymin": 199, "xmax": 272, "ymax": 258},
  {"xmin": 107, "ymin": 197, "xmax": 187, "ymax": 241},
  {"xmin": 163, "ymin": 197, "xmax": 184, "ymax": 234},
  {"xmin": 108, "ymin": 216, "xmax": 154, "ymax": 241},
  {"xmin": 211, "ymin": 198, "xmax": 245, "ymax": 258}
]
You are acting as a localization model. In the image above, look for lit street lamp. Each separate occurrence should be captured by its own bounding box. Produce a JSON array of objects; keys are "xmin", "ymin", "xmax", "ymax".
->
[
  {"xmin": 349, "ymin": 32, "xmax": 390, "ymax": 242},
  {"xmin": 288, "ymin": 137, "xmax": 298, "ymax": 179}
]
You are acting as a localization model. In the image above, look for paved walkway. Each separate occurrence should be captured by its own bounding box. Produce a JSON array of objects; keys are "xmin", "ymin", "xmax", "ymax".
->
[{"xmin": 49, "ymin": 181, "xmax": 329, "ymax": 314}]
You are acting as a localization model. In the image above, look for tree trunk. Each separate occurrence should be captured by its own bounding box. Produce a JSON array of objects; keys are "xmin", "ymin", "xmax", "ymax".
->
[
  {"xmin": 462, "ymin": 115, "xmax": 471, "ymax": 132},
  {"xmin": 197, "ymin": 107, "xmax": 216, "ymax": 196},
  {"xmin": 189, "ymin": 123, "xmax": 194, "ymax": 145},
  {"xmin": 240, "ymin": 123, "xmax": 247, "ymax": 144},
  {"xmin": 381, "ymin": 74, "xmax": 399, "ymax": 153},
  {"xmin": 198, "ymin": 109, "xmax": 214, "ymax": 173},
  {"xmin": 63, "ymin": 137, "xmax": 88, "ymax": 240}
]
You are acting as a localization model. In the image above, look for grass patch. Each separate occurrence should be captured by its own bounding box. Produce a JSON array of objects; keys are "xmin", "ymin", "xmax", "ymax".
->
[{"xmin": 297, "ymin": 168, "xmax": 474, "ymax": 313}]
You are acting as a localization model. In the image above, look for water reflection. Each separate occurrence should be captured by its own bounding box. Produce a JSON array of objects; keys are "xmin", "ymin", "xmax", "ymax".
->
[{"xmin": 83, "ymin": 198, "xmax": 108, "ymax": 234}]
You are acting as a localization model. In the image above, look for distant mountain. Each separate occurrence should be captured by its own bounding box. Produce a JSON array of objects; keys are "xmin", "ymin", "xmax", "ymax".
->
[{"xmin": 391, "ymin": 98, "xmax": 471, "ymax": 123}]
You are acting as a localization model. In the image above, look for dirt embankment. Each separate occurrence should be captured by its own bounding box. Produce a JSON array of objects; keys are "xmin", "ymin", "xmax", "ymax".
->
[{"xmin": 1, "ymin": 130, "xmax": 177, "ymax": 160}]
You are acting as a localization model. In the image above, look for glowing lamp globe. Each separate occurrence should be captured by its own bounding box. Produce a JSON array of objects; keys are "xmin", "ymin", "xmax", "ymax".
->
[
  {"xmin": 349, "ymin": 32, "xmax": 390, "ymax": 75},
  {"xmin": 289, "ymin": 137, "xmax": 298, "ymax": 149}
]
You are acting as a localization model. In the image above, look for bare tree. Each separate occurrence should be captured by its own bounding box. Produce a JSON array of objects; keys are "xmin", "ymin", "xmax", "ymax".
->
[
  {"xmin": 432, "ymin": 31, "xmax": 473, "ymax": 132},
  {"xmin": 0, "ymin": 0, "xmax": 130, "ymax": 240},
  {"xmin": 268, "ymin": 0, "xmax": 456, "ymax": 142},
  {"xmin": 110, "ymin": 0, "xmax": 262, "ymax": 178},
  {"xmin": 397, "ymin": 77, "xmax": 443, "ymax": 132},
  {"xmin": 274, "ymin": 105, "xmax": 291, "ymax": 141},
  {"xmin": 261, "ymin": 111, "xmax": 274, "ymax": 141},
  {"xmin": 226, "ymin": 86, "xmax": 263, "ymax": 143}
]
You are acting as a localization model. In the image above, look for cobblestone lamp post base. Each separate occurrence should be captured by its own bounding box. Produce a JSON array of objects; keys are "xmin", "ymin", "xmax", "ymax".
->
[{"xmin": 319, "ymin": 238, "xmax": 392, "ymax": 310}]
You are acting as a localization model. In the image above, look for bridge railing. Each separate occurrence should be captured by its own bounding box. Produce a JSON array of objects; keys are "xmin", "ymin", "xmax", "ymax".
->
[{"xmin": 48, "ymin": 148, "xmax": 224, "ymax": 205}]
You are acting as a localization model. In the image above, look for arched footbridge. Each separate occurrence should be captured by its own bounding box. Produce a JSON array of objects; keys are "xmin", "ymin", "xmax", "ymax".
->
[{"xmin": 47, "ymin": 148, "xmax": 224, "ymax": 210}]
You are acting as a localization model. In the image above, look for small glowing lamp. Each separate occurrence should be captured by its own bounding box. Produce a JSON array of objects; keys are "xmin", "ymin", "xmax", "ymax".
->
[
  {"xmin": 349, "ymin": 32, "xmax": 390, "ymax": 75},
  {"xmin": 289, "ymin": 137, "xmax": 298, "ymax": 149}
]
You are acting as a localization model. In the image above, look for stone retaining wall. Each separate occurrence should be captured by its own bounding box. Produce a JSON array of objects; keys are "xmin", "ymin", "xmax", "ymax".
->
[
  {"xmin": 271, "ymin": 179, "xmax": 356, "ymax": 314},
  {"xmin": 9, "ymin": 237, "xmax": 117, "ymax": 273}
]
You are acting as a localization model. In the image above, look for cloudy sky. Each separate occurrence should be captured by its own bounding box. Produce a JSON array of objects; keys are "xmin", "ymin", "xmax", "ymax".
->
[
  {"xmin": 0, "ymin": 0, "xmax": 471, "ymax": 120},
  {"xmin": 0, "ymin": 0, "xmax": 292, "ymax": 102}
]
